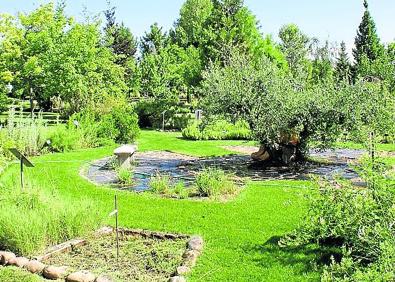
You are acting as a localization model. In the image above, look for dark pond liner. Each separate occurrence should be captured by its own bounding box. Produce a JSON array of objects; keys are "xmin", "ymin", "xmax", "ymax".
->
[{"xmin": 85, "ymin": 149, "xmax": 366, "ymax": 192}]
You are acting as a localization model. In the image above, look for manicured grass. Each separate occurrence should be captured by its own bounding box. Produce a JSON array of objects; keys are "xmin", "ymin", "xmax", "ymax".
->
[
  {"xmin": 1, "ymin": 130, "xmax": 321, "ymax": 281},
  {"xmin": 0, "ymin": 267, "xmax": 44, "ymax": 282}
]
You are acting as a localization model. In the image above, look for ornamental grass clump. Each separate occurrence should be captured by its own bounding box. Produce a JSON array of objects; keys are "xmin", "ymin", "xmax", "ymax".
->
[
  {"xmin": 116, "ymin": 167, "xmax": 133, "ymax": 185},
  {"xmin": 195, "ymin": 168, "xmax": 237, "ymax": 198},
  {"xmin": 279, "ymin": 160, "xmax": 395, "ymax": 281},
  {"xmin": 149, "ymin": 172, "xmax": 171, "ymax": 195},
  {"xmin": 0, "ymin": 180, "xmax": 102, "ymax": 256},
  {"xmin": 173, "ymin": 181, "xmax": 189, "ymax": 199},
  {"xmin": 0, "ymin": 107, "xmax": 49, "ymax": 158}
]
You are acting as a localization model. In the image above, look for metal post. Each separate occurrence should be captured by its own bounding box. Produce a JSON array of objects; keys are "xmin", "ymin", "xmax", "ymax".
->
[
  {"xmin": 115, "ymin": 195, "xmax": 119, "ymax": 264},
  {"xmin": 30, "ymin": 87, "xmax": 34, "ymax": 119},
  {"xmin": 369, "ymin": 132, "xmax": 376, "ymax": 189},
  {"xmin": 370, "ymin": 132, "xmax": 375, "ymax": 164},
  {"xmin": 162, "ymin": 112, "xmax": 165, "ymax": 131},
  {"xmin": 20, "ymin": 158, "xmax": 24, "ymax": 191}
]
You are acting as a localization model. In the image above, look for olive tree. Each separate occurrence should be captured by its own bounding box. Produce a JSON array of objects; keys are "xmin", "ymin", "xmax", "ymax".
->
[{"xmin": 201, "ymin": 52, "xmax": 394, "ymax": 165}]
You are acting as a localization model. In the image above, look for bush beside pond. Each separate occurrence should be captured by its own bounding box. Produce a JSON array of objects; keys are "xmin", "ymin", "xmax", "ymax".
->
[{"xmin": 182, "ymin": 119, "xmax": 251, "ymax": 141}]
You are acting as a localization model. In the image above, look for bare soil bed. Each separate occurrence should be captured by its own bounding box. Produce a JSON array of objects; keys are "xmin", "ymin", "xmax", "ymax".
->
[{"xmin": 42, "ymin": 232, "xmax": 188, "ymax": 282}]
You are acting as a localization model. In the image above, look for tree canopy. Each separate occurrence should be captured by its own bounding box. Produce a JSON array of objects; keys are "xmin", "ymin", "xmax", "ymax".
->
[{"xmin": 0, "ymin": 3, "xmax": 126, "ymax": 113}]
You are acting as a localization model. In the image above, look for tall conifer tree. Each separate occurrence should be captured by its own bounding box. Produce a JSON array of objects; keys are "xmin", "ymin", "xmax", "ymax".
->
[
  {"xmin": 335, "ymin": 41, "xmax": 352, "ymax": 83},
  {"xmin": 353, "ymin": 0, "xmax": 384, "ymax": 74}
]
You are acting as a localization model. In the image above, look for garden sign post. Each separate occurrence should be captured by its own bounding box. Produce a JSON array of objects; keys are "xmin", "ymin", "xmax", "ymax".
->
[
  {"xmin": 109, "ymin": 195, "xmax": 119, "ymax": 264},
  {"xmin": 161, "ymin": 110, "xmax": 167, "ymax": 131},
  {"xmin": 195, "ymin": 109, "xmax": 203, "ymax": 120},
  {"xmin": 8, "ymin": 148, "xmax": 34, "ymax": 191}
]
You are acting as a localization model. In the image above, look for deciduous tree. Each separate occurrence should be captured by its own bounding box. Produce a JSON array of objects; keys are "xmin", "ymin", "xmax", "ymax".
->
[{"xmin": 279, "ymin": 24, "xmax": 311, "ymax": 82}]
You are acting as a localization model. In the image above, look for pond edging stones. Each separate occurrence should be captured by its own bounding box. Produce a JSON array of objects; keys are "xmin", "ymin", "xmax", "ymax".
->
[{"xmin": 0, "ymin": 227, "xmax": 204, "ymax": 281}]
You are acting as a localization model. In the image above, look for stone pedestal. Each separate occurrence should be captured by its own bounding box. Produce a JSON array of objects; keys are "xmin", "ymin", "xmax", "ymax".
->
[{"xmin": 114, "ymin": 145, "xmax": 137, "ymax": 169}]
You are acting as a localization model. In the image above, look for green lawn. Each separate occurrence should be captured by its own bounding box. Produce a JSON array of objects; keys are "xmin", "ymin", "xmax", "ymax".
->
[{"xmin": 0, "ymin": 130, "xmax": 322, "ymax": 281}]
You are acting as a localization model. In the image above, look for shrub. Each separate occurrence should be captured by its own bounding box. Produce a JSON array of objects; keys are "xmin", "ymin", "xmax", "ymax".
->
[
  {"xmin": 0, "ymin": 92, "xmax": 8, "ymax": 113},
  {"xmin": 0, "ymin": 108, "xmax": 49, "ymax": 157},
  {"xmin": 109, "ymin": 107, "xmax": 140, "ymax": 144},
  {"xmin": 182, "ymin": 119, "xmax": 251, "ymax": 140},
  {"xmin": 181, "ymin": 121, "xmax": 202, "ymax": 140},
  {"xmin": 135, "ymin": 100, "xmax": 194, "ymax": 130},
  {"xmin": 48, "ymin": 125, "xmax": 82, "ymax": 152},
  {"xmin": 195, "ymin": 168, "xmax": 237, "ymax": 197},
  {"xmin": 280, "ymin": 161, "xmax": 395, "ymax": 280},
  {"xmin": 149, "ymin": 172, "xmax": 171, "ymax": 195},
  {"xmin": 49, "ymin": 103, "xmax": 140, "ymax": 152},
  {"xmin": 166, "ymin": 111, "xmax": 194, "ymax": 130}
]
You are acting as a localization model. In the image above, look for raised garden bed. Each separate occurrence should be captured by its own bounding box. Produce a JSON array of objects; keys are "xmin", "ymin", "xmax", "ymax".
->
[{"xmin": 0, "ymin": 227, "xmax": 203, "ymax": 282}]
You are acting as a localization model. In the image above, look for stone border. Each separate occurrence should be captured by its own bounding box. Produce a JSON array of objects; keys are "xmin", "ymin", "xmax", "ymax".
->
[{"xmin": 0, "ymin": 227, "xmax": 204, "ymax": 282}]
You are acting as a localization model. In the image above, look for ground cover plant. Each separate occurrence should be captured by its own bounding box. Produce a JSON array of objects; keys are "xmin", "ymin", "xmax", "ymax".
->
[{"xmin": 42, "ymin": 233, "xmax": 188, "ymax": 282}]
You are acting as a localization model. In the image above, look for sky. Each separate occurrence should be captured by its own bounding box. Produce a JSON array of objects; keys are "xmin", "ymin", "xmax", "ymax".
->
[{"xmin": 0, "ymin": 0, "xmax": 394, "ymax": 54}]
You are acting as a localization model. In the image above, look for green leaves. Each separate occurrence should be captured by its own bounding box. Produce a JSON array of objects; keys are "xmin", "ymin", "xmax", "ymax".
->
[
  {"xmin": 353, "ymin": 0, "xmax": 385, "ymax": 80},
  {"xmin": 281, "ymin": 162, "xmax": 395, "ymax": 281},
  {"xmin": 0, "ymin": 3, "xmax": 126, "ymax": 114},
  {"xmin": 201, "ymin": 51, "xmax": 394, "ymax": 155}
]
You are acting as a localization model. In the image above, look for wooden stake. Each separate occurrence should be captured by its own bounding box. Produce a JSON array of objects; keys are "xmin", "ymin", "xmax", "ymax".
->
[
  {"xmin": 115, "ymin": 195, "xmax": 119, "ymax": 264},
  {"xmin": 20, "ymin": 158, "xmax": 24, "ymax": 191}
]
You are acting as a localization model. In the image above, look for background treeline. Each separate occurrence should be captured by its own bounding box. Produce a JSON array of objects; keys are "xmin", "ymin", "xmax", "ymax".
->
[
  {"xmin": 0, "ymin": 0, "xmax": 394, "ymax": 151},
  {"xmin": 1, "ymin": 0, "xmax": 393, "ymax": 121}
]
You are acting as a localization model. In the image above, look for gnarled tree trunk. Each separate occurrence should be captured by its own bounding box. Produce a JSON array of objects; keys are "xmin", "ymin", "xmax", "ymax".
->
[{"xmin": 251, "ymin": 134, "xmax": 304, "ymax": 165}]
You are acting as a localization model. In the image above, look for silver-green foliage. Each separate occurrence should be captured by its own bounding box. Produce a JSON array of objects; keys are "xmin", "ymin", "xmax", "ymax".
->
[
  {"xmin": 280, "ymin": 161, "xmax": 395, "ymax": 281},
  {"xmin": 0, "ymin": 108, "xmax": 50, "ymax": 164},
  {"xmin": 201, "ymin": 52, "xmax": 394, "ymax": 154}
]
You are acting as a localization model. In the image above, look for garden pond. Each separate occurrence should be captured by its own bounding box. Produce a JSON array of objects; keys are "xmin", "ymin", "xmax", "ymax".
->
[{"xmin": 85, "ymin": 147, "xmax": 365, "ymax": 191}]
